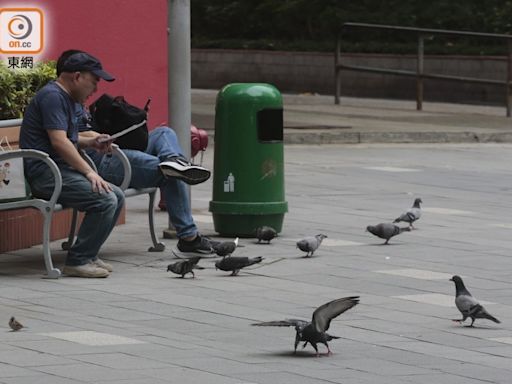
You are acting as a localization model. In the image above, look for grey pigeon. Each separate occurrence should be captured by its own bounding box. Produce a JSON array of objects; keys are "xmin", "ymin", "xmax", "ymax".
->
[
  {"xmin": 450, "ymin": 275, "xmax": 500, "ymax": 327},
  {"xmin": 252, "ymin": 296, "xmax": 359, "ymax": 356},
  {"xmin": 256, "ymin": 226, "xmax": 277, "ymax": 244},
  {"xmin": 213, "ymin": 237, "xmax": 239, "ymax": 257},
  {"xmin": 8, "ymin": 316, "xmax": 24, "ymax": 331},
  {"xmin": 167, "ymin": 256, "xmax": 203, "ymax": 278},
  {"xmin": 215, "ymin": 256, "xmax": 263, "ymax": 276},
  {"xmin": 296, "ymin": 234, "xmax": 327, "ymax": 257},
  {"xmin": 393, "ymin": 198, "xmax": 422, "ymax": 229},
  {"xmin": 366, "ymin": 223, "xmax": 411, "ymax": 244}
]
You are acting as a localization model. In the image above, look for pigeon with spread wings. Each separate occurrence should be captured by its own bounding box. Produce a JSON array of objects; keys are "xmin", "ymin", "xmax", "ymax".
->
[{"xmin": 252, "ymin": 296, "xmax": 359, "ymax": 356}]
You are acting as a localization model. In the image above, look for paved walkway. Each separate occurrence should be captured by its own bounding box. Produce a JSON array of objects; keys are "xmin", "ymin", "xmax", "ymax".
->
[
  {"xmin": 2, "ymin": 142, "xmax": 512, "ymax": 383},
  {"xmin": 192, "ymin": 89, "xmax": 512, "ymax": 144}
]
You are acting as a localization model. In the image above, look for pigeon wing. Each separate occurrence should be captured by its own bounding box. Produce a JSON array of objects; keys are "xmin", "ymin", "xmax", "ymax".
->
[
  {"xmin": 312, "ymin": 296, "xmax": 359, "ymax": 333},
  {"xmin": 297, "ymin": 237, "xmax": 316, "ymax": 252},
  {"xmin": 455, "ymin": 293, "xmax": 480, "ymax": 314},
  {"xmin": 408, "ymin": 207, "xmax": 421, "ymax": 220},
  {"xmin": 216, "ymin": 256, "xmax": 249, "ymax": 271},
  {"xmin": 167, "ymin": 260, "xmax": 186, "ymax": 275}
]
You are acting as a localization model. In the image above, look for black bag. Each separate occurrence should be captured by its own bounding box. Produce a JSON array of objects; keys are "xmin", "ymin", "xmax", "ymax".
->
[{"xmin": 89, "ymin": 93, "xmax": 148, "ymax": 151}]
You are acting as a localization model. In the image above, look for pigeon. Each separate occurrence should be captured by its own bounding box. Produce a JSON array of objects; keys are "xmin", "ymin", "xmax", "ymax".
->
[
  {"xmin": 167, "ymin": 256, "xmax": 203, "ymax": 278},
  {"xmin": 252, "ymin": 296, "xmax": 359, "ymax": 356},
  {"xmin": 8, "ymin": 316, "xmax": 24, "ymax": 331},
  {"xmin": 366, "ymin": 223, "xmax": 411, "ymax": 244},
  {"xmin": 450, "ymin": 275, "xmax": 500, "ymax": 327},
  {"xmin": 296, "ymin": 234, "xmax": 327, "ymax": 257},
  {"xmin": 215, "ymin": 256, "xmax": 263, "ymax": 276},
  {"xmin": 256, "ymin": 226, "xmax": 277, "ymax": 244},
  {"xmin": 213, "ymin": 237, "xmax": 239, "ymax": 257},
  {"xmin": 393, "ymin": 198, "xmax": 422, "ymax": 229}
]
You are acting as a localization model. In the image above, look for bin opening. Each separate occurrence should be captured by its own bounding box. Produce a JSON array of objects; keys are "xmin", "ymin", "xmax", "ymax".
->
[{"xmin": 257, "ymin": 108, "xmax": 283, "ymax": 142}]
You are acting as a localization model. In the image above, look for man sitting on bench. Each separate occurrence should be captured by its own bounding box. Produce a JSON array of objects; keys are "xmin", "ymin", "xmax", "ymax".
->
[{"xmin": 20, "ymin": 50, "xmax": 124, "ymax": 278}]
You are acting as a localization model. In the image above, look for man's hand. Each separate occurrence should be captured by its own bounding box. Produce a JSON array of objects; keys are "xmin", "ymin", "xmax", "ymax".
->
[
  {"xmin": 89, "ymin": 134, "xmax": 113, "ymax": 154},
  {"xmin": 85, "ymin": 170, "xmax": 112, "ymax": 193}
]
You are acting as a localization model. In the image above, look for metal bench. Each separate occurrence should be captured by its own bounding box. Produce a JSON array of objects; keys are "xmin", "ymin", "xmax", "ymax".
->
[{"xmin": 0, "ymin": 145, "xmax": 165, "ymax": 278}]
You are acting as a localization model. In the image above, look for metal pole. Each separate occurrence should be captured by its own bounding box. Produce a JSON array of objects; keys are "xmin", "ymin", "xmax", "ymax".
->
[
  {"xmin": 335, "ymin": 34, "xmax": 341, "ymax": 105},
  {"xmin": 507, "ymin": 39, "xmax": 512, "ymax": 117},
  {"xmin": 168, "ymin": 0, "xmax": 191, "ymax": 157},
  {"xmin": 416, "ymin": 34, "xmax": 424, "ymax": 111},
  {"xmin": 165, "ymin": 0, "xmax": 191, "ymax": 237}
]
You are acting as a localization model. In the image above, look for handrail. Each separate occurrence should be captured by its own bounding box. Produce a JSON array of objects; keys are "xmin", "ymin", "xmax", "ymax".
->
[
  {"xmin": 0, "ymin": 118, "xmax": 22, "ymax": 128},
  {"xmin": 335, "ymin": 22, "xmax": 512, "ymax": 117}
]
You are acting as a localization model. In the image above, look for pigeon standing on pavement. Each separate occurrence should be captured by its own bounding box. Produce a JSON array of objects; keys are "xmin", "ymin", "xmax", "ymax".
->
[
  {"xmin": 393, "ymin": 198, "xmax": 422, "ymax": 229},
  {"xmin": 296, "ymin": 234, "xmax": 327, "ymax": 257},
  {"xmin": 450, "ymin": 275, "xmax": 501, "ymax": 327},
  {"xmin": 252, "ymin": 296, "xmax": 359, "ymax": 356},
  {"xmin": 215, "ymin": 256, "xmax": 263, "ymax": 276},
  {"xmin": 167, "ymin": 256, "xmax": 203, "ymax": 278},
  {"xmin": 8, "ymin": 316, "xmax": 24, "ymax": 331},
  {"xmin": 213, "ymin": 238, "xmax": 239, "ymax": 257},
  {"xmin": 366, "ymin": 223, "xmax": 411, "ymax": 244},
  {"xmin": 256, "ymin": 226, "xmax": 277, "ymax": 244}
]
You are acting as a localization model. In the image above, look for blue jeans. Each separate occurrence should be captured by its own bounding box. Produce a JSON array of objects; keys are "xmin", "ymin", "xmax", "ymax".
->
[
  {"xmin": 28, "ymin": 166, "xmax": 125, "ymax": 266},
  {"xmin": 92, "ymin": 126, "xmax": 197, "ymax": 238}
]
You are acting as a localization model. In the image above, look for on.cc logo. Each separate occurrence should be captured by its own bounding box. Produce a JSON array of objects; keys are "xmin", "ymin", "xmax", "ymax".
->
[{"xmin": 0, "ymin": 8, "xmax": 44, "ymax": 54}]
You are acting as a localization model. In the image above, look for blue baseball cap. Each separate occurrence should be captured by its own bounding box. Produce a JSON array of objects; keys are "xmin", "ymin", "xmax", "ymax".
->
[{"xmin": 61, "ymin": 52, "xmax": 115, "ymax": 82}]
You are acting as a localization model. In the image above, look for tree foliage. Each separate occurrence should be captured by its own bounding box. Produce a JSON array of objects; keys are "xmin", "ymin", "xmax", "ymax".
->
[
  {"xmin": 191, "ymin": 0, "xmax": 512, "ymax": 53},
  {"xmin": 0, "ymin": 61, "xmax": 56, "ymax": 120}
]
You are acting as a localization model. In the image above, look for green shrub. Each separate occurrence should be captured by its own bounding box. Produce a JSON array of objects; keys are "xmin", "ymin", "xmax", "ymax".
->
[{"xmin": 0, "ymin": 60, "xmax": 56, "ymax": 120}]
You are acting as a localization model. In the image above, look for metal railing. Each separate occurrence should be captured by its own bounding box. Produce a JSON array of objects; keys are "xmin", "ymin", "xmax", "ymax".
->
[{"xmin": 335, "ymin": 22, "xmax": 512, "ymax": 117}]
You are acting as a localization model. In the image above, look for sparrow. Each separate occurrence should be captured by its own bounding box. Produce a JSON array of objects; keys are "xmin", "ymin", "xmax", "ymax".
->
[{"xmin": 9, "ymin": 316, "xmax": 24, "ymax": 331}]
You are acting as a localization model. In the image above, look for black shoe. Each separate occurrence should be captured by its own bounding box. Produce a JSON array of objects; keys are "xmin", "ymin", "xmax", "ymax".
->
[
  {"xmin": 159, "ymin": 157, "xmax": 211, "ymax": 185},
  {"xmin": 177, "ymin": 234, "xmax": 219, "ymax": 254}
]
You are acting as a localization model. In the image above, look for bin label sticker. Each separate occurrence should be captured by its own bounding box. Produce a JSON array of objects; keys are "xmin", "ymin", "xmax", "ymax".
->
[{"xmin": 224, "ymin": 172, "xmax": 235, "ymax": 192}]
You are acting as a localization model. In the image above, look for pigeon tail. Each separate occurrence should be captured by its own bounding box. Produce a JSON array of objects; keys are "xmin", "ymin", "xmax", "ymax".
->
[
  {"xmin": 476, "ymin": 306, "xmax": 501, "ymax": 324},
  {"xmin": 483, "ymin": 313, "xmax": 501, "ymax": 324}
]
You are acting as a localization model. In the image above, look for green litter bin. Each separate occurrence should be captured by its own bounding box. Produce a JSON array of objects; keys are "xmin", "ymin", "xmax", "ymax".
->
[{"xmin": 209, "ymin": 83, "xmax": 288, "ymax": 237}]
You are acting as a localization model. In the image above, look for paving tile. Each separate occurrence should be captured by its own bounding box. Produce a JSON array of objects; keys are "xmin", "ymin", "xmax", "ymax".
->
[
  {"xmin": 374, "ymin": 268, "xmax": 453, "ymax": 280},
  {"xmin": 363, "ymin": 166, "xmax": 421, "ymax": 172},
  {"xmin": 0, "ymin": 363, "xmax": 36, "ymax": 378},
  {"xmin": 33, "ymin": 363, "xmax": 147, "ymax": 382},
  {"xmin": 1, "ymin": 374, "xmax": 86, "ymax": 384},
  {"xmin": 393, "ymin": 293, "xmax": 495, "ymax": 307},
  {"xmin": 0, "ymin": 349, "xmax": 77, "ymax": 367},
  {"xmin": 39, "ymin": 331, "xmax": 145, "ymax": 346},
  {"xmin": 69, "ymin": 352, "xmax": 171, "ymax": 370},
  {"xmin": 422, "ymin": 207, "xmax": 475, "ymax": 215}
]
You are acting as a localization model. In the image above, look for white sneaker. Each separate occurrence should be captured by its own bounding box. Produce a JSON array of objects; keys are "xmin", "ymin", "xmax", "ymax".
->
[
  {"xmin": 93, "ymin": 258, "xmax": 113, "ymax": 272},
  {"xmin": 159, "ymin": 157, "xmax": 211, "ymax": 185},
  {"xmin": 63, "ymin": 262, "xmax": 110, "ymax": 278}
]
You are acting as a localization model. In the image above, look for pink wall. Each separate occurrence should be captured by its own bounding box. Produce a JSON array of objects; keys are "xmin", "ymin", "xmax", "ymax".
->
[{"xmin": 1, "ymin": 0, "xmax": 169, "ymax": 129}]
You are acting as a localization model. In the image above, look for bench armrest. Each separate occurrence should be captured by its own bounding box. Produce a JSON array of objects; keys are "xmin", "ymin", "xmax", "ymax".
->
[
  {"xmin": 110, "ymin": 144, "xmax": 132, "ymax": 191},
  {"xmin": 0, "ymin": 149, "xmax": 62, "ymax": 208}
]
